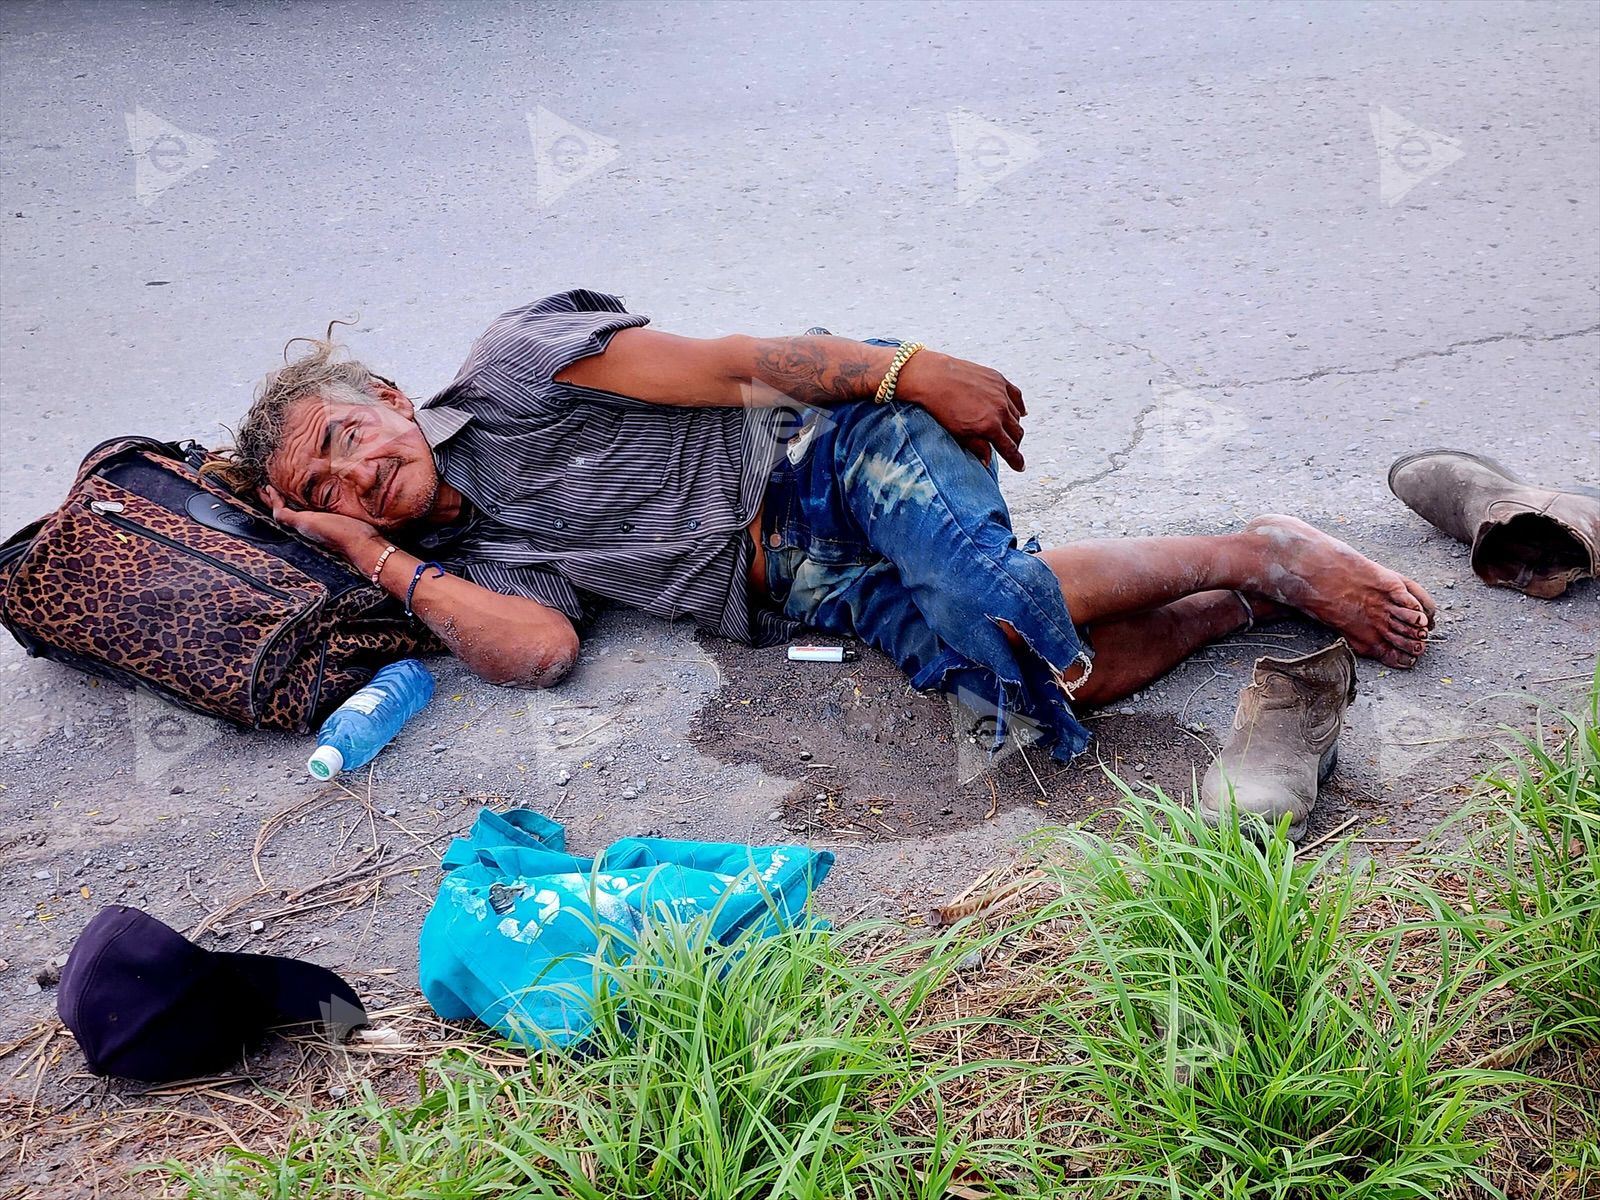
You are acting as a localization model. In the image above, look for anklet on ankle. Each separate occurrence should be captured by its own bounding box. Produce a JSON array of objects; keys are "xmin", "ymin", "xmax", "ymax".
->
[
  {"xmin": 1057, "ymin": 651, "xmax": 1094, "ymax": 700},
  {"xmin": 1231, "ymin": 590, "xmax": 1255, "ymax": 633}
]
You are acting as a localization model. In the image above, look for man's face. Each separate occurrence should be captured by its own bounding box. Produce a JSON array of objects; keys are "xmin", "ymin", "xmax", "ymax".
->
[{"xmin": 266, "ymin": 387, "xmax": 440, "ymax": 531}]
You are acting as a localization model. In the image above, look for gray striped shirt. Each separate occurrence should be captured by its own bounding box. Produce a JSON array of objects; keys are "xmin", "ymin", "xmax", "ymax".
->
[{"xmin": 412, "ymin": 290, "xmax": 796, "ymax": 645}]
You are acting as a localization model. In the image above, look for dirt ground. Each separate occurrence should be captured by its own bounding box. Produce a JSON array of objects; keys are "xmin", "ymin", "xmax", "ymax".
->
[
  {"xmin": 693, "ymin": 622, "xmax": 1480, "ymax": 867},
  {"xmin": 2, "ymin": 495, "xmax": 1597, "ymax": 1200},
  {"xmin": 1, "ymin": 584, "xmax": 1595, "ymax": 1195}
]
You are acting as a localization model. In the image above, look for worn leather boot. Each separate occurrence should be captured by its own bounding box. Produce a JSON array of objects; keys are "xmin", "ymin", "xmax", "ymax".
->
[
  {"xmin": 1198, "ymin": 640, "xmax": 1357, "ymax": 842},
  {"xmin": 1389, "ymin": 449, "xmax": 1600, "ymax": 599}
]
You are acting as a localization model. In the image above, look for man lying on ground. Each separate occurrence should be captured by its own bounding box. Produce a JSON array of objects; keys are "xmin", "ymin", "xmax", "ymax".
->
[{"xmin": 206, "ymin": 290, "xmax": 1435, "ymax": 761}]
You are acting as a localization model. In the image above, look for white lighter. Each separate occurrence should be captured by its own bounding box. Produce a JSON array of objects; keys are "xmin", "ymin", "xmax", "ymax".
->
[{"xmin": 786, "ymin": 644, "xmax": 859, "ymax": 663}]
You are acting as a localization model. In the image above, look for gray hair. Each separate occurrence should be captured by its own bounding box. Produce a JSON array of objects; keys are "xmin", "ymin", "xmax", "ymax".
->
[{"xmin": 203, "ymin": 324, "xmax": 388, "ymax": 498}]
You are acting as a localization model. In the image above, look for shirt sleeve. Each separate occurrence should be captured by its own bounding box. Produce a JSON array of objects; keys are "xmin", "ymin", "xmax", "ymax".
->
[
  {"xmin": 457, "ymin": 559, "xmax": 594, "ymax": 625},
  {"xmin": 456, "ymin": 290, "xmax": 650, "ymax": 409}
]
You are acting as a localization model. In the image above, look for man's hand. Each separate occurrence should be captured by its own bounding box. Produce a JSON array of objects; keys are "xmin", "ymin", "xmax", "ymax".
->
[
  {"xmin": 894, "ymin": 350, "xmax": 1027, "ymax": 472},
  {"xmin": 260, "ymin": 489, "xmax": 580, "ymax": 690},
  {"xmin": 261, "ymin": 485, "xmax": 385, "ymax": 573}
]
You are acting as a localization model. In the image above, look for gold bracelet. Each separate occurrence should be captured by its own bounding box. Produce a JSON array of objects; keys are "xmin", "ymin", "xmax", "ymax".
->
[
  {"xmin": 873, "ymin": 341, "xmax": 925, "ymax": 405},
  {"xmin": 369, "ymin": 543, "xmax": 399, "ymax": 585}
]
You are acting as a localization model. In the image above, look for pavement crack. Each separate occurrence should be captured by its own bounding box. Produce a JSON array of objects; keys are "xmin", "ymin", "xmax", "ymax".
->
[
  {"xmin": 1035, "ymin": 295, "xmax": 1182, "ymax": 500},
  {"xmin": 1188, "ymin": 323, "xmax": 1600, "ymax": 392},
  {"xmin": 1032, "ymin": 402, "xmax": 1159, "ymax": 503},
  {"xmin": 1030, "ymin": 307, "xmax": 1597, "ymax": 508},
  {"xmin": 1051, "ymin": 296, "xmax": 1187, "ymax": 380}
]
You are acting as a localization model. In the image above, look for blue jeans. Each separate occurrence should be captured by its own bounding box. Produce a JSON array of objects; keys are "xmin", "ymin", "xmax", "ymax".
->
[{"xmin": 761, "ymin": 371, "xmax": 1093, "ymax": 763}]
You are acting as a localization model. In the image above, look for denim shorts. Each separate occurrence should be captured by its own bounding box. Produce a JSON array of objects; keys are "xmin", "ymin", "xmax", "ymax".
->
[{"xmin": 759, "ymin": 374, "xmax": 1093, "ymax": 763}]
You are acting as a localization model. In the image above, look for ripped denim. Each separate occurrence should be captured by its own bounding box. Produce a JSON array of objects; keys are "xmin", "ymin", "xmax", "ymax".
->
[{"xmin": 761, "ymin": 384, "xmax": 1094, "ymax": 763}]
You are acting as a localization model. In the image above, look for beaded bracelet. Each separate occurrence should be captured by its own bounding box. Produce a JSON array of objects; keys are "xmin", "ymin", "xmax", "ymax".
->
[
  {"xmin": 405, "ymin": 561, "xmax": 445, "ymax": 617},
  {"xmin": 369, "ymin": 543, "xmax": 399, "ymax": 585}
]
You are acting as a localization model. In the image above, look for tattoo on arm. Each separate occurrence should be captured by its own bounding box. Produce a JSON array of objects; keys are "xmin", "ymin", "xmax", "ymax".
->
[{"xmin": 750, "ymin": 337, "xmax": 885, "ymax": 406}]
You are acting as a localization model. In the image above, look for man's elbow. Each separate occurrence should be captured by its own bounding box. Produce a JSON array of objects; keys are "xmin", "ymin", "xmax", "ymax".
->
[
  {"xmin": 475, "ymin": 629, "xmax": 580, "ymax": 689},
  {"xmin": 530, "ymin": 636, "xmax": 580, "ymax": 687}
]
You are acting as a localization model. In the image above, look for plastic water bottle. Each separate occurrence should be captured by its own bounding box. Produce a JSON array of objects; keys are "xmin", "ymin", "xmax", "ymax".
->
[{"xmin": 307, "ymin": 660, "xmax": 435, "ymax": 780}]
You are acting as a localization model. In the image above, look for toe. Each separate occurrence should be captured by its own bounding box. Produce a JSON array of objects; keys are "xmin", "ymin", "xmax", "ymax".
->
[
  {"xmin": 1403, "ymin": 579, "xmax": 1438, "ymax": 629},
  {"xmin": 1347, "ymin": 633, "xmax": 1387, "ymax": 662},
  {"xmin": 1384, "ymin": 633, "xmax": 1427, "ymax": 659},
  {"xmin": 1385, "ymin": 582, "xmax": 1428, "ymax": 622},
  {"xmin": 1388, "ymin": 613, "xmax": 1430, "ymax": 644}
]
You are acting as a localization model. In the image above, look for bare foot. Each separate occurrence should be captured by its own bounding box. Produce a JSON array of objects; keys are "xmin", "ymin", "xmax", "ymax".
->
[{"xmin": 1243, "ymin": 515, "xmax": 1437, "ymax": 668}]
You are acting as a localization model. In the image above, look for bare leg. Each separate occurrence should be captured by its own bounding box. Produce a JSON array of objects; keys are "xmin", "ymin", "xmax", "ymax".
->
[
  {"xmin": 1035, "ymin": 515, "xmax": 1437, "ymax": 669},
  {"xmin": 1060, "ymin": 591, "xmax": 1270, "ymax": 707}
]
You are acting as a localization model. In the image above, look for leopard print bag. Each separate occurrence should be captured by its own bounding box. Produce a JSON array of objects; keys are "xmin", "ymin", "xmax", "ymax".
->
[{"xmin": 0, "ymin": 436, "xmax": 443, "ymax": 733}]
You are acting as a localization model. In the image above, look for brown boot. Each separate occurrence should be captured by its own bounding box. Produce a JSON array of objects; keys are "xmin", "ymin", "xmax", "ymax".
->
[
  {"xmin": 1198, "ymin": 640, "xmax": 1357, "ymax": 842},
  {"xmin": 1389, "ymin": 449, "xmax": 1600, "ymax": 599}
]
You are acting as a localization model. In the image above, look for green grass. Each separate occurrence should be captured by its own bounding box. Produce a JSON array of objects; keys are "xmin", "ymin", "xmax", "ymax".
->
[
  {"xmin": 159, "ymin": 915, "xmax": 1033, "ymax": 1200},
  {"xmin": 1426, "ymin": 668, "xmax": 1600, "ymax": 1059},
  {"xmin": 1010, "ymin": 795, "xmax": 1513, "ymax": 1199},
  {"xmin": 158, "ymin": 674, "xmax": 1600, "ymax": 1200},
  {"xmin": 1546, "ymin": 1081, "xmax": 1600, "ymax": 1193}
]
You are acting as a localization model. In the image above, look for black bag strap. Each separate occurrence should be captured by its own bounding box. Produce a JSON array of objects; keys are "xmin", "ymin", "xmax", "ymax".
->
[
  {"xmin": 178, "ymin": 440, "xmax": 212, "ymax": 473},
  {"xmin": 4, "ymin": 436, "xmax": 214, "ymax": 564},
  {"xmin": 0, "ymin": 516, "xmax": 50, "ymax": 654},
  {"xmin": 80, "ymin": 433, "xmax": 183, "ymax": 463},
  {"xmin": 0, "ymin": 516, "xmax": 47, "ymax": 569}
]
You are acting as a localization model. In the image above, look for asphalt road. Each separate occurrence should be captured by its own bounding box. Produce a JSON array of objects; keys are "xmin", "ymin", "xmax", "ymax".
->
[{"xmin": 1, "ymin": 0, "xmax": 1597, "ymax": 1051}]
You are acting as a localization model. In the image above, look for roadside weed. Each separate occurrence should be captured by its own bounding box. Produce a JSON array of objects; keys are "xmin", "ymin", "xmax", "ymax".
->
[
  {"xmin": 159, "ymin": 674, "xmax": 1600, "ymax": 1199},
  {"xmin": 1440, "ymin": 671, "xmax": 1600, "ymax": 1056},
  {"xmin": 162, "ymin": 915, "xmax": 1031, "ymax": 1200},
  {"xmin": 1013, "ymin": 792, "xmax": 1512, "ymax": 1199}
]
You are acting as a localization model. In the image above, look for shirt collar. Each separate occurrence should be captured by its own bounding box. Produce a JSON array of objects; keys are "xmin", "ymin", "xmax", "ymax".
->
[
  {"xmin": 414, "ymin": 404, "xmax": 472, "ymax": 449},
  {"xmin": 412, "ymin": 496, "xmax": 478, "ymax": 554}
]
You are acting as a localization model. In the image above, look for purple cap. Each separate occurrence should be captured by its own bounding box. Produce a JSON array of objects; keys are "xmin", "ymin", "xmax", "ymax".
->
[{"xmin": 57, "ymin": 906, "xmax": 367, "ymax": 1082}]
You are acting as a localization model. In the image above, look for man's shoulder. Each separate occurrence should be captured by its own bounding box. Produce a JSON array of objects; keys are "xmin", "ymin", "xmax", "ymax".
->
[
  {"xmin": 420, "ymin": 290, "xmax": 651, "ymax": 416},
  {"xmin": 440, "ymin": 289, "xmax": 649, "ymax": 395},
  {"xmin": 491, "ymin": 288, "xmax": 633, "ymax": 326}
]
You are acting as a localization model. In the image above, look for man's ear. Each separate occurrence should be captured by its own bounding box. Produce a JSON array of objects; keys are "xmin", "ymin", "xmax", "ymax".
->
[{"xmin": 369, "ymin": 379, "xmax": 415, "ymax": 419}]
